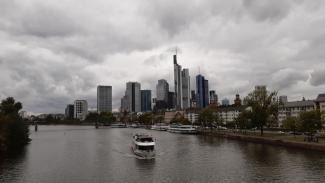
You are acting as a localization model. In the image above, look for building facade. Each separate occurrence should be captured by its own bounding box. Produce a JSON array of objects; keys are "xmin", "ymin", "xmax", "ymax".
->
[
  {"xmin": 209, "ymin": 90, "xmax": 218, "ymax": 105},
  {"xmin": 181, "ymin": 68, "xmax": 190, "ymax": 109},
  {"xmin": 222, "ymin": 98, "xmax": 230, "ymax": 106},
  {"xmin": 218, "ymin": 106, "xmax": 244, "ymax": 124},
  {"xmin": 156, "ymin": 79, "xmax": 169, "ymax": 103},
  {"xmin": 141, "ymin": 90, "xmax": 152, "ymax": 112},
  {"xmin": 125, "ymin": 82, "xmax": 141, "ymax": 113},
  {"xmin": 174, "ymin": 55, "xmax": 183, "ymax": 110},
  {"xmin": 74, "ymin": 100, "xmax": 88, "ymax": 120},
  {"xmin": 278, "ymin": 99, "xmax": 315, "ymax": 126},
  {"xmin": 65, "ymin": 104, "xmax": 74, "ymax": 119},
  {"xmin": 97, "ymin": 85, "xmax": 112, "ymax": 113},
  {"xmin": 196, "ymin": 74, "xmax": 209, "ymax": 108},
  {"xmin": 315, "ymin": 94, "xmax": 325, "ymax": 121}
]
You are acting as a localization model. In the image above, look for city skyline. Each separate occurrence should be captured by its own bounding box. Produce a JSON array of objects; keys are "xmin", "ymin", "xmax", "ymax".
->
[{"xmin": 1, "ymin": 1, "xmax": 325, "ymax": 113}]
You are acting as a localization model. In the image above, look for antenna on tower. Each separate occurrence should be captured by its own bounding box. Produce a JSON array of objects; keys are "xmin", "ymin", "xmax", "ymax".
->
[
  {"xmin": 175, "ymin": 47, "xmax": 178, "ymax": 56},
  {"xmin": 198, "ymin": 67, "xmax": 201, "ymax": 74}
]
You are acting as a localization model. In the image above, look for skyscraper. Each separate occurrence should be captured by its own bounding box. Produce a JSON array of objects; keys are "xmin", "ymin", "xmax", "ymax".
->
[
  {"xmin": 125, "ymin": 82, "xmax": 141, "ymax": 113},
  {"xmin": 168, "ymin": 92, "xmax": 176, "ymax": 109},
  {"xmin": 141, "ymin": 90, "xmax": 152, "ymax": 112},
  {"xmin": 209, "ymin": 90, "xmax": 218, "ymax": 105},
  {"xmin": 156, "ymin": 79, "xmax": 169, "ymax": 103},
  {"xmin": 97, "ymin": 85, "xmax": 112, "ymax": 113},
  {"xmin": 196, "ymin": 74, "xmax": 209, "ymax": 108},
  {"xmin": 65, "ymin": 104, "xmax": 74, "ymax": 119},
  {"xmin": 181, "ymin": 68, "xmax": 190, "ymax": 109},
  {"xmin": 74, "ymin": 100, "xmax": 88, "ymax": 120},
  {"xmin": 174, "ymin": 54, "xmax": 183, "ymax": 110}
]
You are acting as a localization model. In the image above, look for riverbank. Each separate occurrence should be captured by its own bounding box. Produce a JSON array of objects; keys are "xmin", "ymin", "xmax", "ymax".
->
[{"xmin": 198, "ymin": 129, "xmax": 325, "ymax": 152}]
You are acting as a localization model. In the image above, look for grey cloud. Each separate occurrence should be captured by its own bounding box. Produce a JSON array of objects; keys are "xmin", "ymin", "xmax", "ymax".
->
[
  {"xmin": 310, "ymin": 69, "xmax": 325, "ymax": 86},
  {"xmin": 243, "ymin": 0, "xmax": 292, "ymax": 22},
  {"xmin": 270, "ymin": 68, "xmax": 309, "ymax": 90},
  {"xmin": 1, "ymin": 0, "xmax": 325, "ymax": 113}
]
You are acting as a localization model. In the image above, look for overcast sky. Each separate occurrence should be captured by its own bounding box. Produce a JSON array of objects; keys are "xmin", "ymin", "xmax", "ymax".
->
[{"xmin": 1, "ymin": 0, "xmax": 325, "ymax": 114}]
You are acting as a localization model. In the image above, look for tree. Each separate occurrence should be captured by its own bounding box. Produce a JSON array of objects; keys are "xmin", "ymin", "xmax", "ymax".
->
[
  {"xmin": 299, "ymin": 110, "xmax": 322, "ymax": 136},
  {"xmin": 235, "ymin": 110, "xmax": 252, "ymax": 130},
  {"xmin": 0, "ymin": 97, "xmax": 30, "ymax": 152},
  {"xmin": 99, "ymin": 112, "xmax": 116, "ymax": 125},
  {"xmin": 244, "ymin": 88, "xmax": 278, "ymax": 136},
  {"xmin": 138, "ymin": 113, "xmax": 153, "ymax": 126},
  {"xmin": 170, "ymin": 115, "xmax": 191, "ymax": 125},
  {"xmin": 198, "ymin": 108, "xmax": 216, "ymax": 127},
  {"xmin": 283, "ymin": 116, "xmax": 300, "ymax": 137}
]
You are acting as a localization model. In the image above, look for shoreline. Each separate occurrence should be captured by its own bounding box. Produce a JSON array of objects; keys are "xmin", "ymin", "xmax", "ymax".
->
[{"xmin": 198, "ymin": 130, "xmax": 325, "ymax": 152}]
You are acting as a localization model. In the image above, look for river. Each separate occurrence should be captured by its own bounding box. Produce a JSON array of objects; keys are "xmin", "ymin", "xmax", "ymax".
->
[{"xmin": 0, "ymin": 125, "xmax": 325, "ymax": 183}]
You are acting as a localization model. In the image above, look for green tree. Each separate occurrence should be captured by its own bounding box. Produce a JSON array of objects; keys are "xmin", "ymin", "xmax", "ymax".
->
[
  {"xmin": 244, "ymin": 88, "xmax": 278, "ymax": 136},
  {"xmin": 138, "ymin": 113, "xmax": 153, "ymax": 126},
  {"xmin": 0, "ymin": 97, "xmax": 30, "ymax": 152},
  {"xmin": 170, "ymin": 115, "xmax": 191, "ymax": 125},
  {"xmin": 99, "ymin": 112, "xmax": 116, "ymax": 125},
  {"xmin": 283, "ymin": 116, "xmax": 300, "ymax": 137},
  {"xmin": 198, "ymin": 108, "xmax": 216, "ymax": 127},
  {"xmin": 299, "ymin": 110, "xmax": 322, "ymax": 136},
  {"xmin": 235, "ymin": 110, "xmax": 252, "ymax": 130}
]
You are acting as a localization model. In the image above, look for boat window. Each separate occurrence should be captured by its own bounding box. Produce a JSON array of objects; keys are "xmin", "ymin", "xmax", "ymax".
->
[
  {"xmin": 138, "ymin": 138, "xmax": 153, "ymax": 142},
  {"xmin": 138, "ymin": 145, "xmax": 154, "ymax": 151}
]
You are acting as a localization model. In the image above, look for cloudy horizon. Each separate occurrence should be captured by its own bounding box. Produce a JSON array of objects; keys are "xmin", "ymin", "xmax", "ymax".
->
[{"xmin": 1, "ymin": 0, "xmax": 325, "ymax": 114}]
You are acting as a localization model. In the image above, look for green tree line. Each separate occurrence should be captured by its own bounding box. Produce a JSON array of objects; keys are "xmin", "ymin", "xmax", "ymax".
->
[{"xmin": 0, "ymin": 97, "xmax": 30, "ymax": 152}]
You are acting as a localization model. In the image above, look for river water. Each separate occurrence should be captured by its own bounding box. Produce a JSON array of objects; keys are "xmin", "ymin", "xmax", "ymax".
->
[{"xmin": 0, "ymin": 125, "xmax": 325, "ymax": 183}]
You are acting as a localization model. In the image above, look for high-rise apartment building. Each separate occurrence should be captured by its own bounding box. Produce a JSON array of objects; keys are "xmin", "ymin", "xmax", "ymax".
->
[
  {"xmin": 97, "ymin": 85, "xmax": 112, "ymax": 113},
  {"xmin": 74, "ymin": 100, "xmax": 88, "ymax": 120}
]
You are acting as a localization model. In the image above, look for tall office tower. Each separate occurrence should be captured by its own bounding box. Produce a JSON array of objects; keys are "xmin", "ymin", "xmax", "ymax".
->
[
  {"xmin": 174, "ymin": 55, "xmax": 183, "ymax": 110},
  {"xmin": 196, "ymin": 74, "xmax": 209, "ymax": 108},
  {"xmin": 234, "ymin": 94, "xmax": 242, "ymax": 106},
  {"xmin": 168, "ymin": 92, "xmax": 176, "ymax": 109},
  {"xmin": 74, "ymin": 100, "xmax": 88, "ymax": 120},
  {"xmin": 181, "ymin": 68, "xmax": 190, "ymax": 109},
  {"xmin": 156, "ymin": 79, "xmax": 169, "ymax": 103},
  {"xmin": 209, "ymin": 90, "xmax": 218, "ymax": 105},
  {"xmin": 65, "ymin": 104, "xmax": 74, "ymax": 119},
  {"xmin": 120, "ymin": 95, "xmax": 128, "ymax": 112},
  {"xmin": 125, "ymin": 82, "xmax": 141, "ymax": 113},
  {"xmin": 190, "ymin": 90, "xmax": 197, "ymax": 108},
  {"xmin": 97, "ymin": 85, "xmax": 112, "ymax": 113},
  {"xmin": 141, "ymin": 90, "xmax": 152, "ymax": 112}
]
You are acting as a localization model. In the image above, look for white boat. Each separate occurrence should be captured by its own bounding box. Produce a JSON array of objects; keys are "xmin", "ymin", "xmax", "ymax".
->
[
  {"xmin": 151, "ymin": 123, "xmax": 169, "ymax": 131},
  {"xmin": 168, "ymin": 125, "xmax": 197, "ymax": 134},
  {"xmin": 111, "ymin": 123, "xmax": 127, "ymax": 128},
  {"xmin": 132, "ymin": 134, "xmax": 156, "ymax": 159}
]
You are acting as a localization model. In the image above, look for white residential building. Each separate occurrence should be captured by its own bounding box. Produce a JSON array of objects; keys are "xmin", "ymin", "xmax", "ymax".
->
[
  {"xmin": 278, "ymin": 99, "xmax": 315, "ymax": 126},
  {"xmin": 74, "ymin": 100, "xmax": 88, "ymax": 120},
  {"xmin": 218, "ymin": 106, "xmax": 243, "ymax": 124}
]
